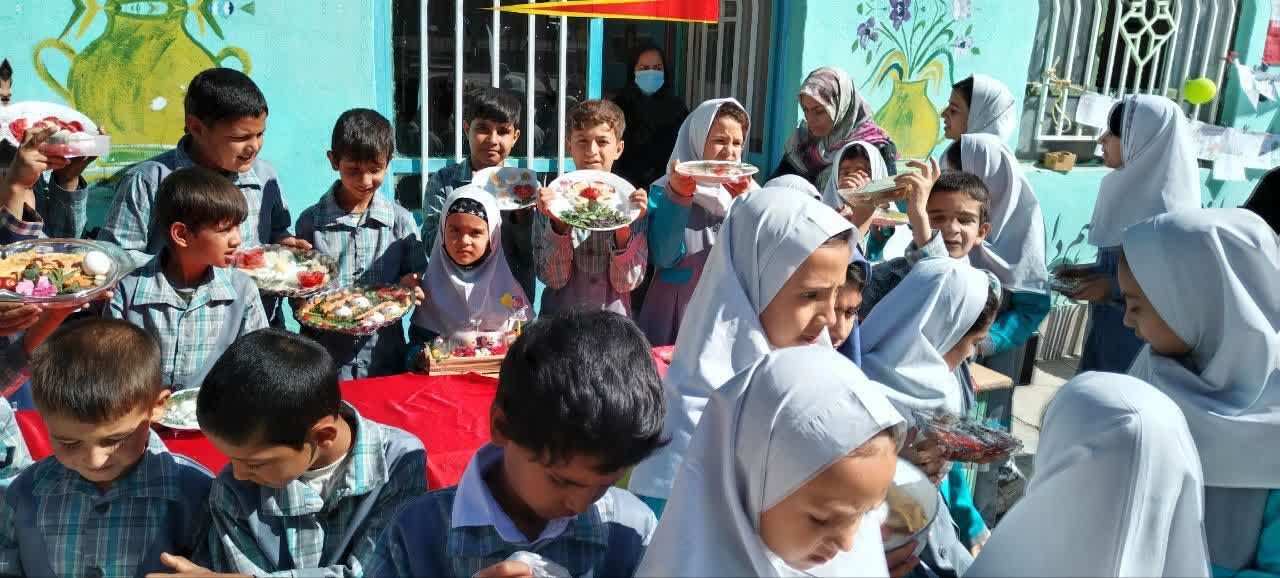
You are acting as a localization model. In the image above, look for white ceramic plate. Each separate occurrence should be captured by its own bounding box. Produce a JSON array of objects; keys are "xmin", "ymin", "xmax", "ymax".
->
[
  {"xmin": 0, "ymin": 101, "xmax": 99, "ymax": 146},
  {"xmin": 474, "ymin": 166, "xmax": 540, "ymax": 211},
  {"xmin": 675, "ymin": 160, "xmax": 759, "ymax": 184},
  {"xmin": 158, "ymin": 388, "xmax": 201, "ymax": 431},
  {"xmin": 546, "ymin": 170, "xmax": 640, "ymax": 232},
  {"xmin": 881, "ymin": 458, "xmax": 942, "ymax": 553}
]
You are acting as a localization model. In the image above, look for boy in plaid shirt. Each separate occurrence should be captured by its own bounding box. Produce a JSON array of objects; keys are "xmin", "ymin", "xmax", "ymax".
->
[
  {"xmin": 0, "ymin": 319, "xmax": 214, "ymax": 577},
  {"xmin": 295, "ymin": 109, "xmax": 425, "ymax": 380},
  {"xmin": 168, "ymin": 329, "xmax": 426, "ymax": 577},
  {"xmin": 107, "ymin": 167, "xmax": 268, "ymax": 391}
]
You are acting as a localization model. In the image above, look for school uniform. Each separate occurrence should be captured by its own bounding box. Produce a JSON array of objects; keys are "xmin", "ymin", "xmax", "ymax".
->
[
  {"xmin": 964, "ymin": 74, "xmax": 1018, "ymax": 144},
  {"xmin": 106, "ymin": 253, "xmax": 268, "ymax": 391},
  {"xmin": 367, "ymin": 443, "xmax": 655, "ymax": 578},
  {"xmin": 0, "ymin": 202, "xmax": 64, "ymax": 411},
  {"xmin": 296, "ymin": 184, "xmax": 425, "ymax": 380},
  {"xmin": 0, "ymin": 398, "xmax": 31, "ymax": 485},
  {"xmin": 0, "ymin": 432, "xmax": 214, "ymax": 578},
  {"xmin": 207, "ymin": 403, "xmax": 426, "ymax": 576},
  {"xmin": 533, "ymin": 211, "xmax": 647, "ymax": 317},
  {"xmin": 859, "ymin": 231, "xmax": 949, "ymax": 318},
  {"xmin": 28, "ymin": 173, "xmax": 89, "ymax": 240}
]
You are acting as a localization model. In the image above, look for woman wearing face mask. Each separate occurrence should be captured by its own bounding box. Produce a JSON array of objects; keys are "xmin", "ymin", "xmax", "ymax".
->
[{"xmin": 611, "ymin": 43, "xmax": 689, "ymax": 191}]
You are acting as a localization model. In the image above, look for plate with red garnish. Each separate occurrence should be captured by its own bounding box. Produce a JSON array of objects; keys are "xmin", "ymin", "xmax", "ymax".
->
[
  {"xmin": 675, "ymin": 160, "xmax": 758, "ymax": 184},
  {"xmin": 0, "ymin": 101, "xmax": 110, "ymax": 157},
  {"xmin": 475, "ymin": 166, "xmax": 540, "ymax": 211},
  {"xmin": 232, "ymin": 245, "xmax": 336, "ymax": 297},
  {"xmin": 546, "ymin": 170, "xmax": 639, "ymax": 232}
]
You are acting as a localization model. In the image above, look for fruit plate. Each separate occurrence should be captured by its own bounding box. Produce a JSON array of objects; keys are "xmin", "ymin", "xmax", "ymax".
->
[
  {"xmin": 914, "ymin": 410, "xmax": 1023, "ymax": 463},
  {"xmin": 546, "ymin": 170, "xmax": 640, "ymax": 232},
  {"xmin": 233, "ymin": 245, "xmax": 337, "ymax": 297},
  {"xmin": 158, "ymin": 388, "xmax": 201, "ymax": 431},
  {"xmin": 0, "ymin": 101, "xmax": 107, "ymax": 157},
  {"xmin": 674, "ymin": 160, "xmax": 759, "ymax": 184},
  {"xmin": 475, "ymin": 166, "xmax": 540, "ymax": 211},
  {"xmin": 295, "ymin": 285, "xmax": 414, "ymax": 336},
  {"xmin": 880, "ymin": 459, "xmax": 942, "ymax": 553},
  {"xmin": 0, "ymin": 238, "xmax": 135, "ymax": 309},
  {"xmin": 869, "ymin": 208, "xmax": 910, "ymax": 227}
]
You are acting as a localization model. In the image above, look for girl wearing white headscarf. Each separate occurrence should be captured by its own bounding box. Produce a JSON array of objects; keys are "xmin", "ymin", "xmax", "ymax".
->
[
  {"xmin": 637, "ymin": 346, "xmax": 905, "ymax": 578},
  {"xmin": 638, "ymin": 98, "xmax": 759, "ymax": 346},
  {"xmin": 408, "ymin": 186, "xmax": 531, "ymax": 369},
  {"xmin": 1075, "ymin": 95, "xmax": 1201, "ymax": 373},
  {"xmin": 860, "ymin": 257, "xmax": 1002, "ymax": 576},
  {"xmin": 763, "ymin": 174, "xmax": 822, "ymax": 200},
  {"xmin": 773, "ymin": 66, "xmax": 896, "ymax": 187},
  {"xmin": 1120, "ymin": 208, "xmax": 1280, "ymax": 575},
  {"xmin": 942, "ymin": 74, "xmax": 1017, "ymax": 144},
  {"xmin": 966, "ymin": 371, "xmax": 1211, "ymax": 577},
  {"xmin": 629, "ymin": 187, "xmax": 852, "ymax": 511}
]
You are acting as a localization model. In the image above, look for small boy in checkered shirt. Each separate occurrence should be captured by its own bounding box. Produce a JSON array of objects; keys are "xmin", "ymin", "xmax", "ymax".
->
[{"xmin": 106, "ymin": 166, "xmax": 268, "ymax": 391}]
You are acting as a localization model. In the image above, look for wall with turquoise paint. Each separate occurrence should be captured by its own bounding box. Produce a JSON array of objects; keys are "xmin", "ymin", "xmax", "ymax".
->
[{"xmin": 1, "ymin": 0, "xmax": 379, "ymax": 228}]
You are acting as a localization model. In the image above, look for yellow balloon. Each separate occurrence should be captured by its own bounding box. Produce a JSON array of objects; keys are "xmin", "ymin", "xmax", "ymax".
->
[{"xmin": 1184, "ymin": 77, "xmax": 1217, "ymax": 105}]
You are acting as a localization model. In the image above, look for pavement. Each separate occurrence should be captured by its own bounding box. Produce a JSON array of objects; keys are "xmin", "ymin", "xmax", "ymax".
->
[{"xmin": 1010, "ymin": 356, "xmax": 1078, "ymax": 458}]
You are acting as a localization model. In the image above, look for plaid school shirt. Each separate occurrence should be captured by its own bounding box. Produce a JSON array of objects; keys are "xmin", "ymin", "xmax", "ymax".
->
[
  {"xmin": 0, "ymin": 431, "xmax": 214, "ymax": 578},
  {"xmin": 106, "ymin": 254, "xmax": 268, "ymax": 390},
  {"xmin": 366, "ymin": 443, "xmax": 657, "ymax": 578},
  {"xmin": 533, "ymin": 211, "xmax": 647, "ymax": 317},
  {"xmin": 99, "ymin": 135, "xmax": 293, "ymax": 268},
  {"xmin": 207, "ymin": 403, "xmax": 427, "ymax": 578},
  {"xmin": 0, "ymin": 398, "xmax": 31, "ymax": 484},
  {"xmin": 859, "ymin": 230, "xmax": 949, "ymax": 318},
  {"xmin": 295, "ymin": 184, "xmax": 426, "ymax": 379}
]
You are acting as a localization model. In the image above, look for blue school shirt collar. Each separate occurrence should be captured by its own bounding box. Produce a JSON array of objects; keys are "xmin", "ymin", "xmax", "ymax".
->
[
  {"xmin": 31, "ymin": 430, "xmax": 185, "ymax": 501},
  {"xmin": 450, "ymin": 443, "xmax": 609, "ymax": 552},
  {"xmin": 313, "ymin": 182, "xmax": 396, "ymax": 229},
  {"xmin": 171, "ymin": 135, "xmax": 263, "ymax": 188},
  {"xmin": 132, "ymin": 253, "xmax": 239, "ymax": 310}
]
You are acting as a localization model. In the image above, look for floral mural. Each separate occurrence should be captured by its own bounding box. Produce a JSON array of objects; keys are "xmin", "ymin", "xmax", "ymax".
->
[{"xmin": 851, "ymin": 0, "xmax": 976, "ymax": 157}]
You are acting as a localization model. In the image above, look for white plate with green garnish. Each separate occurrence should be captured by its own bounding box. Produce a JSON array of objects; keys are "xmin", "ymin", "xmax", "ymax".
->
[{"xmin": 546, "ymin": 170, "xmax": 640, "ymax": 232}]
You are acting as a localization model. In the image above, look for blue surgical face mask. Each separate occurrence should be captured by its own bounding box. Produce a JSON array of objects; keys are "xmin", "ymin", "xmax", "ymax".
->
[{"xmin": 635, "ymin": 69, "xmax": 665, "ymax": 95}]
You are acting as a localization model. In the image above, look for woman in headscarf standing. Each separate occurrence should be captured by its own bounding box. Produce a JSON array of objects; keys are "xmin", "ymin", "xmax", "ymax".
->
[{"xmin": 611, "ymin": 43, "xmax": 689, "ymax": 190}]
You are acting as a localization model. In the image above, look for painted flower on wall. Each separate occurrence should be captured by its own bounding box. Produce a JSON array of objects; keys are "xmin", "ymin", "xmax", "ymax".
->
[
  {"xmin": 857, "ymin": 18, "xmax": 880, "ymax": 48},
  {"xmin": 889, "ymin": 0, "xmax": 912, "ymax": 29},
  {"xmin": 953, "ymin": 35, "xmax": 976, "ymax": 56}
]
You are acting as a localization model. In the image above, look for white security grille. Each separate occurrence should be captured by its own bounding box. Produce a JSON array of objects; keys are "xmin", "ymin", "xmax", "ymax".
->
[
  {"xmin": 1029, "ymin": 0, "xmax": 1240, "ymax": 144},
  {"xmin": 683, "ymin": 0, "xmax": 772, "ymax": 154}
]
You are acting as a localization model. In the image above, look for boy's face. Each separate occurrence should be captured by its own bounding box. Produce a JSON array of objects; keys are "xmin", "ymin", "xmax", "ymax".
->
[
  {"xmin": 567, "ymin": 123, "xmax": 624, "ymax": 172},
  {"xmin": 205, "ymin": 414, "xmax": 343, "ymax": 489},
  {"xmin": 759, "ymin": 243, "xmax": 852, "ymax": 349},
  {"xmin": 444, "ymin": 212, "xmax": 490, "ymax": 266},
  {"xmin": 702, "ymin": 116, "xmax": 745, "ymax": 162},
  {"xmin": 1118, "ymin": 257, "xmax": 1192, "ymax": 356},
  {"xmin": 328, "ymin": 153, "xmax": 389, "ymax": 203},
  {"xmin": 829, "ymin": 285, "xmax": 863, "ymax": 349},
  {"xmin": 187, "ymin": 113, "xmax": 267, "ymax": 174},
  {"xmin": 941, "ymin": 88, "xmax": 970, "ymax": 140},
  {"xmin": 467, "ymin": 119, "xmax": 521, "ymax": 170},
  {"xmin": 759, "ymin": 435, "xmax": 896, "ymax": 571},
  {"xmin": 172, "ymin": 219, "xmax": 242, "ymax": 268},
  {"xmin": 491, "ymin": 411, "xmax": 624, "ymax": 522},
  {"xmin": 926, "ymin": 190, "xmax": 990, "ymax": 258},
  {"xmin": 45, "ymin": 393, "xmax": 168, "ymax": 488}
]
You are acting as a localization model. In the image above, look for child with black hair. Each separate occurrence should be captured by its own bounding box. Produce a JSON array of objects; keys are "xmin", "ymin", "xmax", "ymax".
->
[
  {"xmin": 107, "ymin": 166, "xmax": 267, "ymax": 391},
  {"xmin": 173, "ymin": 328, "xmax": 426, "ymax": 577},
  {"xmin": 101, "ymin": 68, "xmax": 306, "ymax": 326},
  {"xmin": 422, "ymin": 86, "xmax": 536, "ymax": 299},
  {"xmin": 369, "ymin": 309, "xmax": 666, "ymax": 578},
  {"xmin": 831, "ymin": 257, "xmax": 870, "ymax": 366},
  {"xmin": 296, "ymin": 109, "xmax": 425, "ymax": 379},
  {"xmin": 0, "ymin": 318, "xmax": 214, "ymax": 577},
  {"xmin": 941, "ymin": 74, "xmax": 1017, "ymax": 144}
]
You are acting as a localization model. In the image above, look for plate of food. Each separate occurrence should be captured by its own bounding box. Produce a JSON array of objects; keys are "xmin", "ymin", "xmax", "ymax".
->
[
  {"xmin": 674, "ymin": 160, "xmax": 759, "ymax": 184},
  {"xmin": 869, "ymin": 207, "xmax": 910, "ymax": 227},
  {"xmin": 0, "ymin": 239, "xmax": 133, "ymax": 308},
  {"xmin": 546, "ymin": 170, "xmax": 640, "ymax": 232},
  {"xmin": 0, "ymin": 101, "xmax": 110, "ymax": 157},
  {"xmin": 881, "ymin": 458, "xmax": 942, "ymax": 553},
  {"xmin": 915, "ymin": 410, "xmax": 1024, "ymax": 463},
  {"xmin": 233, "ymin": 245, "xmax": 336, "ymax": 297},
  {"xmin": 158, "ymin": 387, "xmax": 201, "ymax": 431},
  {"xmin": 475, "ymin": 166, "xmax": 540, "ymax": 211},
  {"xmin": 295, "ymin": 285, "xmax": 414, "ymax": 336}
]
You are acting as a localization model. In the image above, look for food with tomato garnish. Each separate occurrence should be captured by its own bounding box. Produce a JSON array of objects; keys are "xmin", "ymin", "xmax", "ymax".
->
[
  {"xmin": 480, "ymin": 167, "xmax": 540, "ymax": 210},
  {"xmin": 1, "ymin": 102, "xmax": 109, "ymax": 157},
  {"xmin": 915, "ymin": 410, "xmax": 1023, "ymax": 463},
  {"xmin": 233, "ymin": 245, "xmax": 334, "ymax": 296},
  {"xmin": 675, "ymin": 160, "xmax": 759, "ymax": 183},
  {"xmin": 296, "ymin": 285, "xmax": 414, "ymax": 335}
]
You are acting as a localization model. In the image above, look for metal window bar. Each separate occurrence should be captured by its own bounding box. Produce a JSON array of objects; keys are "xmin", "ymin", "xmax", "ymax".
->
[
  {"xmin": 527, "ymin": 1, "xmax": 536, "ymax": 166},
  {"xmin": 454, "ymin": 0, "xmax": 464, "ymax": 160},
  {"xmin": 684, "ymin": 0, "xmax": 766, "ymax": 156},
  {"xmin": 1030, "ymin": 0, "xmax": 1240, "ymax": 144},
  {"xmin": 558, "ymin": 15, "xmax": 568, "ymax": 176},
  {"xmin": 492, "ymin": 0, "xmax": 501, "ymax": 88}
]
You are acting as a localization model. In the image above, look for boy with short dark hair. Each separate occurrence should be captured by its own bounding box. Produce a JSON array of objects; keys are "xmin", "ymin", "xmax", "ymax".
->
[
  {"xmin": 368, "ymin": 309, "xmax": 665, "ymax": 578},
  {"xmin": 107, "ymin": 166, "xmax": 267, "ymax": 391},
  {"xmin": 0, "ymin": 318, "xmax": 214, "ymax": 577},
  {"xmin": 188, "ymin": 329, "xmax": 426, "ymax": 576},
  {"xmin": 535, "ymin": 100, "xmax": 649, "ymax": 316},
  {"xmin": 422, "ymin": 86, "xmax": 536, "ymax": 298},
  {"xmin": 296, "ymin": 109, "xmax": 425, "ymax": 379}
]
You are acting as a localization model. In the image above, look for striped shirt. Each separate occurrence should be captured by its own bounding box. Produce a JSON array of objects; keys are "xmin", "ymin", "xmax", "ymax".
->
[
  {"xmin": 207, "ymin": 404, "xmax": 427, "ymax": 577},
  {"xmin": 106, "ymin": 255, "xmax": 268, "ymax": 390},
  {"xmin": 0, "ymin": 397, "xmax": 31, "ymax": 483},
  {"xmin": 533, "ymin": 212, "xmax": 647, "ymax": 317},
  {"xmin": 0, "ymin": 431, "xmax": 214, "ymax": 578}
]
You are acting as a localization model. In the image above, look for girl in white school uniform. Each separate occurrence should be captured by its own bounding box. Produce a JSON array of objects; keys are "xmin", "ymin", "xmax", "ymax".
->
[
  {"xmin": 942, "ymin": 74, "xmax": 1018, "ymax": 144},
  {"xmin": 966, "ymin": 371, "xmax": 1211, "ymax": 577},
  {"xmin": 636, "ymin": 345, "xmax": 905, "ymax": 578},
  {"xmin": 1070, "ymin": 95, "xmax": 1200, "ymax": 373},
  {"xmin": 628, "ymin": 187, "xmax": 854, "ymax": 517},
  {"xmin": 1118, "ymin": 207, "xmax": 1280, "ymax": 576}
]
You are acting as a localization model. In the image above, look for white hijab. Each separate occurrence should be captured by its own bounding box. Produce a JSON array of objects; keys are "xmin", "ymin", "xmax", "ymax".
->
[
  {"xmin": 860, "ymin": 258, "xmax": 994, "ymax": 419},
  {"xmin": 628, "ymin": 188, "xmax": 853, "ymax": 499},
  {"xmin": 966, "ymin": 74, "xmax": 1017, "ymax": 144},
  {"xmin": 637, "ymin": 346, "xmax": 906, "ymax": 578},
  {"xmin": 821, "ymin": 141, "xmax": 890, "ymax": 211},
  {"xmin": 655, "ymin": 97, "xmax": 756, "ymax": 219},
  {"xmin": 413, "ymin": 186, "xmax": 530, "ymax": 336},
  {"xmin": 765, "ymin": 175, "xmax": 822, "ymax": 201},
  {"xmin": 1088, "ymin": 95, "xmax": 1201, "ymax": 247},
  {"xmin": 965, "ymin": 371, "xmax": 1211, "ymax": 578},
  {"xmin": 959, "ymin": 133, "xmax": 1050, "ymax": 293}
]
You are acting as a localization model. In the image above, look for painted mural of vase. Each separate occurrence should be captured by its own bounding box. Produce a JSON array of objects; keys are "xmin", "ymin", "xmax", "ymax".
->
[
  {"xmin": 32, "ymin": 0, "xmax": 251, "ymax": 164},
  {"xmin": 873, "ymin": 77, "xmax": 943, "ymax": 158}
]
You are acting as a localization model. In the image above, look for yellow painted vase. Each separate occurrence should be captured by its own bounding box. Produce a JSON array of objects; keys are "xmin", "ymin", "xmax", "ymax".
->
[{"xmin": 873, "ymin": 77, "xmax": 943, "ymax": 159}]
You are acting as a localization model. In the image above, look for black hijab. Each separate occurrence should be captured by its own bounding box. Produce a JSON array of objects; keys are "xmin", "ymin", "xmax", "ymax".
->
[
  {"xmin": 611, "ymin": 43, "xmax": 689, "ymax": 188},
  {"xmin": 1244, "ymin": 167, "xmax": 1280, "ymax": 234}
]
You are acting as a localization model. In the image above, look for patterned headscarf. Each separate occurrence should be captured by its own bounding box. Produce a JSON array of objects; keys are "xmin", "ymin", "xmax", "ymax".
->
[{"xmin": 784, "ymin": 66, "xmax": 892, "ymax": 185}]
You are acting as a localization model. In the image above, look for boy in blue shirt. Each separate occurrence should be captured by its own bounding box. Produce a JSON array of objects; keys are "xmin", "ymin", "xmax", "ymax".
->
[
  {"xmin": 107, "ymin": 167, "xmax": 268, "ymax": 391},
  {"xmin": 167, "ymin": 329, "xmax": 426, "ymax": 576},
  {"xmin": 368, "ymin": 309, "xmax": 666, "ymax": 578},
  {"xmin": 0, "ymin": 318, "xmax": 214, "ymax": 577},
  {"xmin": 296, "ymin": 109, "xmax": 425, "ymax": 379}
]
